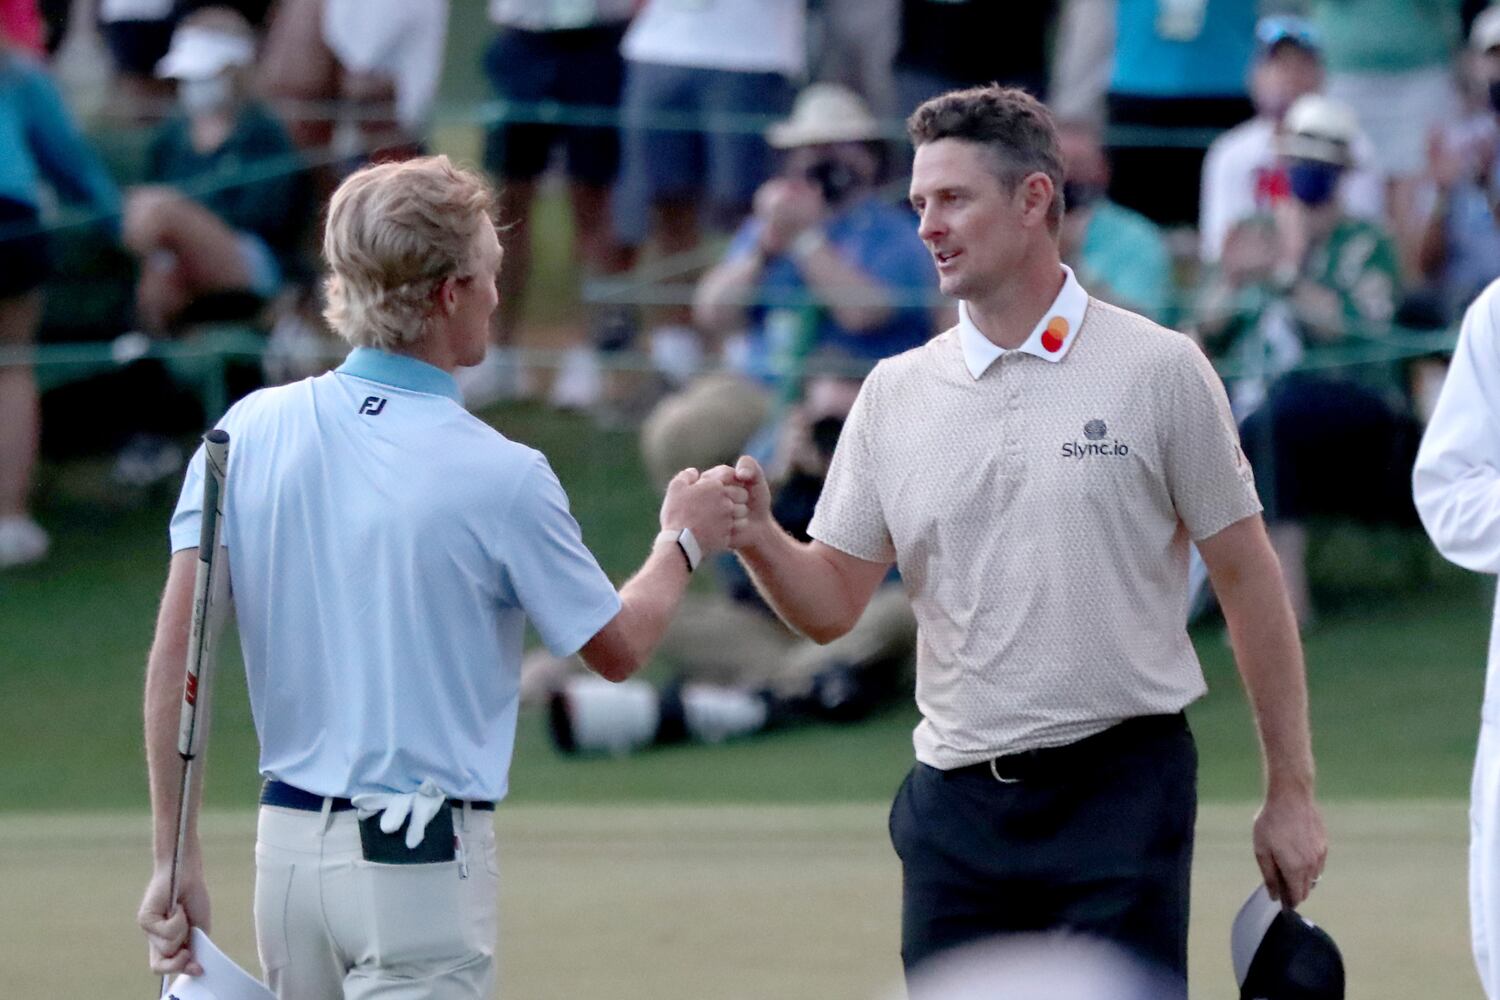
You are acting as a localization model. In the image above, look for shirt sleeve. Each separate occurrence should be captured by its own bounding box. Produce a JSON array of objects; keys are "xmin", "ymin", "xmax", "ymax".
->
[
  {"xmin": 807, "ymin": 365, "xmax": 897, "ymax": 563},
  {"xmin": 1163, "ymin": 339, "xmax": 1263, "ymax": 540},
  {"xmin": 499, "ymin": 455, "xmax": 623, "ymax": 657},
  {"xmin": 1414, "ymin": 281, "xmax": 1500, "ymax": 573},
  {"xmin": 169, "ymin": 442, "xmax": 208, "ymax": 553}
]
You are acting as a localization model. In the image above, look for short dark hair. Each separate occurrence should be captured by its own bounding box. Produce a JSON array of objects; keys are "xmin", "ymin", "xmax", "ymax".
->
[{"xmin": 906, "ymin": 85, "xmax": 1065, "ymax": 230}]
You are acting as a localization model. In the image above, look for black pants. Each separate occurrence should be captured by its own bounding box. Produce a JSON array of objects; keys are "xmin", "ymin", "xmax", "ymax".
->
[{"xmin": 889, "ymin": 714, "xmax": 1196, "ymax": 988}]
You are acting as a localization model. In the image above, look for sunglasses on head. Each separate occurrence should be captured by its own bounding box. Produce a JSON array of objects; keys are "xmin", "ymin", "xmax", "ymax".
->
[{"xmin": 1256, "ymin": 16, "xmax": 1320, "ymax": 52}]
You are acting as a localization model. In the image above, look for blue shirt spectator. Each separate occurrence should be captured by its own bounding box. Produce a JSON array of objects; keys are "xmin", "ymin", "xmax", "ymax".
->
[
  {"xmin": 725, "ymin": 194, "xmax": 935, "ymax": 383},
  {"xmin": 0, "ymin": 48, "xmax": 120, "ymax": 221}
]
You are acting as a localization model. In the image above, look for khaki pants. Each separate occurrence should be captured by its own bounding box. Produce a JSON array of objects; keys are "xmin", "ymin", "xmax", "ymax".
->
[
  {"xmin": 254, "ymin": 804, "xmax": 498, "ymax": 999},
  {"xmin": 660, "ymin": 584, "xmax": 916, "ymax": 697}
]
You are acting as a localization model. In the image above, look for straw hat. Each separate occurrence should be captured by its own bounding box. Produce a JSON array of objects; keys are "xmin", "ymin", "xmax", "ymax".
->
[
  {"xmin": 767, "ymin": 84, "xmax": 885, "ymax": 149},
  {"xmin": 1277, "ymin": 94, "xmax": 1361, "ymax": 166}
]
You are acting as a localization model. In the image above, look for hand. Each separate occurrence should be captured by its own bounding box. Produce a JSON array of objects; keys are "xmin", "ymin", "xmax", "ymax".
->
[
  {"xmin": 659, "ymin": 467, "xmax": 747, "ymax": 556},
  {"xmin": 138, "ymin": 860, "xmax": 211, "ymax": 977},
  {"xmin": 753, "ymin": 178, "xmax": 825, "ymax": 255},
  {"xmin": 729, "ymin": 456, "xmax": 775, "ymax": 552},
  {"xmin": 1252, "ymin": 787, "xmax": 1327, "ymax": 908},
  {"xmin": 1220, "ymin": 221, "xmax": 1277, "ymax": 287},
  {"xmin": 1427, "ymin": 128, "xmax": 1465, "ymax": 193},
  {"xmin": 1273, "ymin": 199, "xmax": 1309, "ymax": 273}
]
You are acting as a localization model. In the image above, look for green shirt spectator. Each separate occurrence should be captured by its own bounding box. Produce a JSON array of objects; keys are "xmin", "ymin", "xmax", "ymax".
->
[
  {"xmin": 1310, "ymin": 0, "xmax": 1461, "ymax": 73},
  {"xmin": 146, "ymin": 101, "xmax": 310, "ymax": 275}
]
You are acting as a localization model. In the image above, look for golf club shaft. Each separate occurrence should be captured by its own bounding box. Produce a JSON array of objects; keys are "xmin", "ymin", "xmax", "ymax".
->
[{"xmin": 163, "ymin": 430, "xmax": 229, "ymax": 996}]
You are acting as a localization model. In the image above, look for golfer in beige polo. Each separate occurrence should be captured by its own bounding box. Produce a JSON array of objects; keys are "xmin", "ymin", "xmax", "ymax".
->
[{"xmin": 727, "ymin": 85, "xmax": 1327, "ymax": 990}]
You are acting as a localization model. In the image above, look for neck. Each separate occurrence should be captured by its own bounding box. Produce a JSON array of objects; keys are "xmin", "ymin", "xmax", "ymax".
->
[
  {"xmin": 965, "ymin": 243, "xmax": 1066, "ymax": 350},
  {"xmin": 392, "ymin": 329, "xmax": 458, "ymax": 373}
]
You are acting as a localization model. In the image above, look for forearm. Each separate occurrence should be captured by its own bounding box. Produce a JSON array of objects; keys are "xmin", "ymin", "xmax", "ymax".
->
[
  {"xmin": 796, "ymin": 242, "xmax": 896, "ymax": 332},
  {"xmin": 694, "ymin": 254, "xmax": 764, "ymax": 334},
  {"xmin": 737, "ymin": 527, "xmax": 862, "ymax": 643},
  {"xmin": 1218, "ymin": 545, "xmax": 1316, "ymax": 794},
  {"xmin": 582, "ymin": 543, "xmax": 693, "ymax": 682},
  {"xmin": 616, "ymin": 545, "xmax": 693, "ymax": 665},
  {"xmin": 145, "ymin": 554, "xmax": 199, "ymax": 866}
]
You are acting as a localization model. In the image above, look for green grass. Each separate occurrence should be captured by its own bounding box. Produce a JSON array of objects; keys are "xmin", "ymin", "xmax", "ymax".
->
[{"xmin": 0, "ymin": 397, "xmax": 1490, "ymax": 811}]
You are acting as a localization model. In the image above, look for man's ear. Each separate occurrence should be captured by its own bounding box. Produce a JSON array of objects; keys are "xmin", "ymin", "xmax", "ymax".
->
[
  {"xmin": 1018, "ymin": 171, "xmax": 1056, "ymax": 229},
  {"xmin": 432, "ymin": 276, "xmax": 459, "ymax": 318}
]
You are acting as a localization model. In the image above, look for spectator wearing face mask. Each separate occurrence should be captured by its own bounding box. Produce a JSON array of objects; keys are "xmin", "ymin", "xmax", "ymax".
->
[
  {"xmin": 1197, "ymin": 94, "xmax": 1414, "ymax": 625},
  {"xmin": 116, "ymin": 7, "xmax": 311, "ymax": 487},
  {"xmin": 1056, "ymin": 120, "xmax": 1172, "ymax": 324},
  {"xmin": 123, "ymin": 7, "xmax": 311, "ymax": 336},
  {"xmin": 641, "ymin": 84, "xmax": 937, "ymax": 493},
  {"xmin": 1199, "ymin": 15, "xmax": 1384, "ymax": 266},
  {"xmin": 1415, "ymin": 4, "xmax": 1500, "ymax": 323}
]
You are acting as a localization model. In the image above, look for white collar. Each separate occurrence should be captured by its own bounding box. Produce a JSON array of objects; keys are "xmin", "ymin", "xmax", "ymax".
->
[{"xmin": 956, "ymin": 264, "xmax": 1090, "ymax": 379}]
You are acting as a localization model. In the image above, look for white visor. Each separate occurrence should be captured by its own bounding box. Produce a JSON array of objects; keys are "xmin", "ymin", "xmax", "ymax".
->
[{"xmin": 155, "ymin": 26, "xmax": 255, "ymax": 81}]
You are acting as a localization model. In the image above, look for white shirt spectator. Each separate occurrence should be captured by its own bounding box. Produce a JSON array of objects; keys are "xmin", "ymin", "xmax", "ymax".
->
[
  {"xmin": 621, "ymin": 0, "xmax": 805, "ymax": 76},
  {"xmin": 1199, "ymin": 115, "xmax": 1385, "ymax": 263},
  {"xmin": 322, "ymin": 0, "xmax": 449, "ymax": 130},
  {"xmin": 489, "ymin": 0, "xmax": 635, "ymax": 30}
]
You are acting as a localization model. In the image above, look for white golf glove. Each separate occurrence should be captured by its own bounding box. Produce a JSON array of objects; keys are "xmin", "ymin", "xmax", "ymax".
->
[{"xmin": 351, "ymin": 778, "xmax": 447, "ymax": 849}]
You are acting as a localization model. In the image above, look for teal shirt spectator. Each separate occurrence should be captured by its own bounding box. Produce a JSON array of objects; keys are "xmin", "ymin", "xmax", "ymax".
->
[
  {"xmin": 1110, "ymin": 0, "xmax": 1257, "ymax": 98},
  {"xmin": 147, "ymin": 101, "xmax": 311, "ymax": 274},
  {"xmin": 726, "ymin": 195, "xmax": 936, "ymax": 385},
  {"xmin": 0, "ymin": 49, "xmax": 120, "ymax": 223},
  {"xmin": 1310, "ymin": 0, "xmax": 1460, "ymax": 74},
  {"xmin": 1076, "ymin": 199, "xmax": 1173, "ymax": 324}
]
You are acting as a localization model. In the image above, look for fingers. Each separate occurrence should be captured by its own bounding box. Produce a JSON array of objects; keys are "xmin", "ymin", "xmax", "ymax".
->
[
  {"xmin": 669, "ymin": 467, "xmax": 700, "ymax": 489},
  {"xmin": 142, "ymin": 902, "xmax": 200, "ymax": 976},
  {"xmin": 1255, "ymin": 846, "xmax": 1292, "ymax": 905},
  {"xmin": 735, "ymin": 455, "xmax": 764, "ymax": 485}
]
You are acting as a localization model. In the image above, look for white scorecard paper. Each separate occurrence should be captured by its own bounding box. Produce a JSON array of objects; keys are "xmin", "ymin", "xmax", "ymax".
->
[{"xmin": 162, "ymin": 928, "xmax": 275, "ymax": 1000}]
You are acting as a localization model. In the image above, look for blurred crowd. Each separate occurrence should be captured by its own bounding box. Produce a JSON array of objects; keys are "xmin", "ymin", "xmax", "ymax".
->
[{"xmin": 3, "ymin": 0, "xmax": 1498, "ymax": 646}]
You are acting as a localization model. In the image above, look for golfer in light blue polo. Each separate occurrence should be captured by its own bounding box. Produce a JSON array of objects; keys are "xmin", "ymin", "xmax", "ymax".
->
[{"xmin": 138, "ymin": 155, "xmax": 745, "ymax": 999}]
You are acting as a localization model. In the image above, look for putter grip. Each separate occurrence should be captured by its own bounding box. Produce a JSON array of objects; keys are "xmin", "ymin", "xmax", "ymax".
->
[
  {"xmin": 178, "ymin": 430, "xmax": 230, "ymax": 759},
  {"xmin": 197, "ymin": 430, "xmax": 229, "ymax": 554}
]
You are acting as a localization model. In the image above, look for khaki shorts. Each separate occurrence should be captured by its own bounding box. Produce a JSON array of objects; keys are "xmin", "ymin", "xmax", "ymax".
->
[{"xmin": 254, "ymin": 804, "xmax": 498, "ymax": 999}]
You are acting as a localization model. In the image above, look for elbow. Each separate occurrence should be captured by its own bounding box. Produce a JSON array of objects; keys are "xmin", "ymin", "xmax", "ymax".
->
[
  {"xmin": 801, "ymin": 612, "xmax": 857, "ymax": 646},
  {"xmin": 591, "ymin": 651, "xmax": 645, "ymax": 684}
]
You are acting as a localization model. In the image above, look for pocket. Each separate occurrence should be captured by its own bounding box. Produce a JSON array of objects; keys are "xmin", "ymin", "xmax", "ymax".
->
[
  {"xmin": 252, "ymin": 851, "xmax": 294, "ymax": 974},
  {"xmin": 358, "ymin": 860, "xmax": 475, "ymax": 974}
]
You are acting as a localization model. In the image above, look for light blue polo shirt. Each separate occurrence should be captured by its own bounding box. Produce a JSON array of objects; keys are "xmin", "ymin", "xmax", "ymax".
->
[{"xmin": 170, "ymin": 348, "xmax": 622, "ymax": 803}]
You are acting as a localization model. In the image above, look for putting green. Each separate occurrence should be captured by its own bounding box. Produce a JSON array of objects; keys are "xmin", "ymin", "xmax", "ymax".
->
[{"xmin": 0, "ymin": 801, "xmax": 1478, "ymax": 998}]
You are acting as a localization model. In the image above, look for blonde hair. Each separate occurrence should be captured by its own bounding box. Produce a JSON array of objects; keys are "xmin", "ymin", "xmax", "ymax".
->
[{"xmin": 322, "ymin": 156, "xmax": 497, "ymax": 351}]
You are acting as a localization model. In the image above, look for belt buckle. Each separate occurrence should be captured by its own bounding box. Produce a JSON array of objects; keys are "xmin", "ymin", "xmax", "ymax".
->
[{"xmin": 988, "ymin": 756, "xmax": 1021, "ymax": 784}]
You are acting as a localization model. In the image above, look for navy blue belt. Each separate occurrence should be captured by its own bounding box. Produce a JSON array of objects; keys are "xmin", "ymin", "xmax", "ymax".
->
[{"xmin": 260, "ymin": 779, "xmax": 495, "ymax": 812}]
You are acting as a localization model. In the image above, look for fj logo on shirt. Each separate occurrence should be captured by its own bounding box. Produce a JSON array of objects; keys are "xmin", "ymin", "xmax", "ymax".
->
[
  {"xmin": 1061, "ymin": 419, "xmax": 1129, "ymax": 459},
  {"xmin": 358, "ymin": 396, "xmax": 388, "ymax": 416}
]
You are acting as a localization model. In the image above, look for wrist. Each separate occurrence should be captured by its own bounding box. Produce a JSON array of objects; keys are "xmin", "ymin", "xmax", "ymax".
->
[
  {"xmin": 1266, "ymin": 763, "xmax": 1316, "ymax": 799},
  {"xmin": 654, "ymin": 527, "xmax": 701, "ymax": 572}
]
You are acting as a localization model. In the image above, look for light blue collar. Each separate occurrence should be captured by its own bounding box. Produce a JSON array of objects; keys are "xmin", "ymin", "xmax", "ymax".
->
[{"xmin": 336, "ymin": 347, "xmax": 462, "ymax": 403}]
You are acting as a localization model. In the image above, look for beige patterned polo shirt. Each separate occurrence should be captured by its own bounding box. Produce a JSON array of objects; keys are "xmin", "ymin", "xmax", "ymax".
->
[{"xmin": 808, "ymin": 267, "xmax": 1261, "ymax": 768}]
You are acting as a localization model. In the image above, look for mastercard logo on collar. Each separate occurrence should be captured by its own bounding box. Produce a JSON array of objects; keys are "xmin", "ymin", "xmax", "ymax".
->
[{"xmin": 1040, "ymin": 316, "xmax": 1070, "ymax": 353}]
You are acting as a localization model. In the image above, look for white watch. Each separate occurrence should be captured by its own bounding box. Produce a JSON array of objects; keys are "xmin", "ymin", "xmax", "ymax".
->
[{"xmin": 655, "ymin": 527, "xmax": 702, "ymax": 572}]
